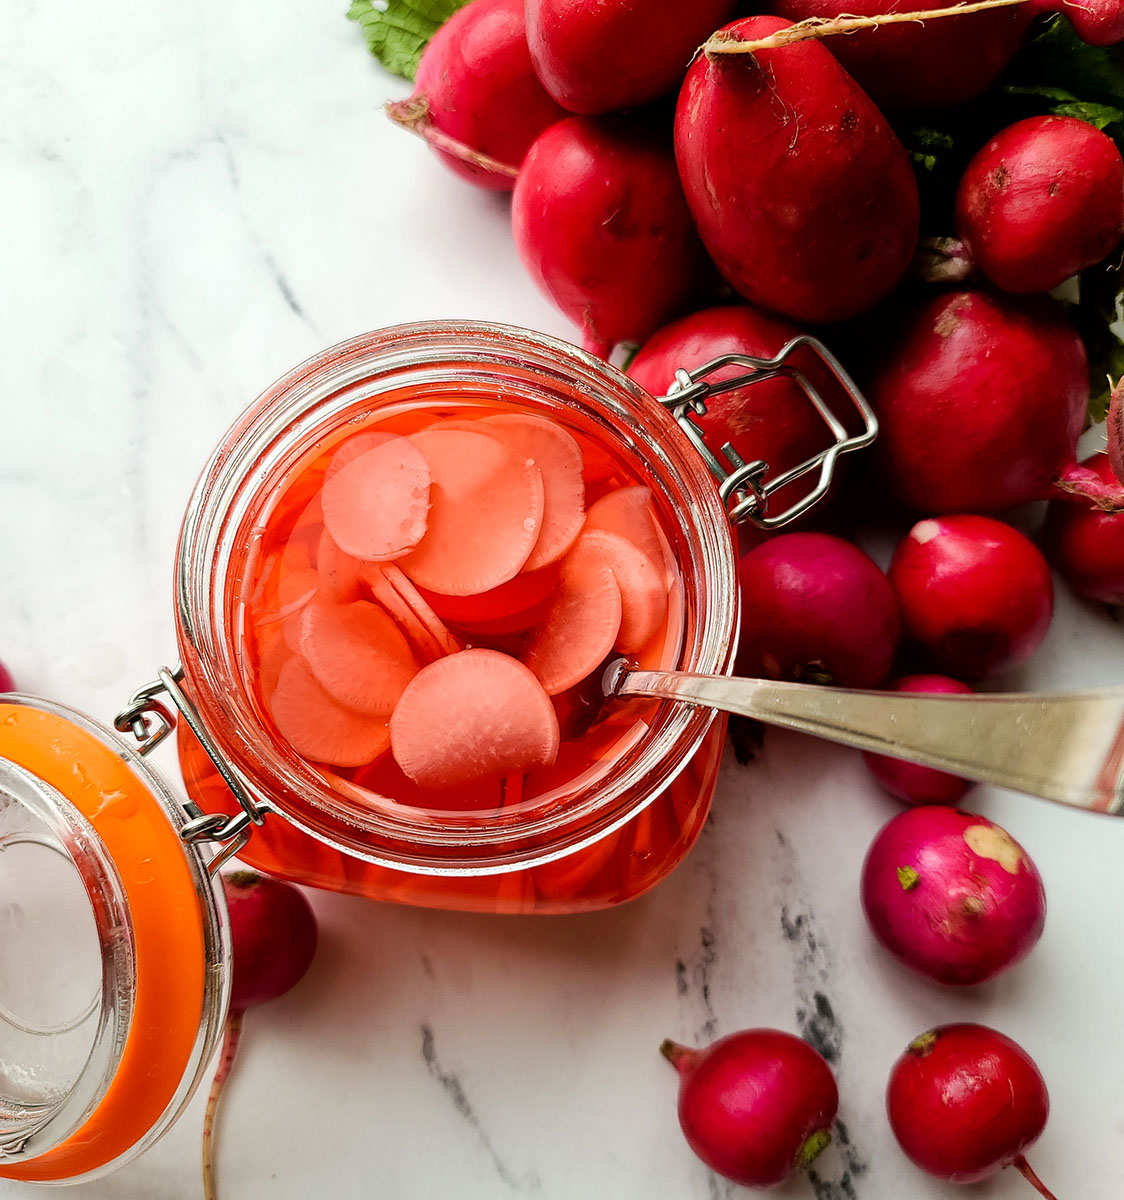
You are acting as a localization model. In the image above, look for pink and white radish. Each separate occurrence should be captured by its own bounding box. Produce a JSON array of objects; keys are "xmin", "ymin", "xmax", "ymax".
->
[
  {"xmin": 868, "ymin": 291, "xmax": 1124, "ymax": 513},
  {"xmin": 888, "ymin": 515, "xmax": 1053, "ymax": 680},
  {"xmin": 674, "ymin": 15, "xmax": 920, "ymax": 324},
  {"xmin": 525, "ymin": 0, "xmax": 737, "ymax": 115},
  {"xmin": 887, "ymin": 1024, "xmax": 1057, "ymax": 1197},
  {"xmin": 862, "ymin": 807, "xmax": 1046, "ymax": 986},
  {"xmin": 512, "ymin": 115, "xmax": 705, "ymax": 357},
  {"xmin": 662, "ymin": 1030, "xmax": 838, "ymax": 1188},
  {"xmin": 386, "ymin": 0, "xmax": 566, "ymax": 190},
  {"xmin": 956, "ymin": 116, "xmax": 1124, "ymax": 294},
  {"xmin": 736, "ymin": 532, "xmax": 900, "ymax": 688}
]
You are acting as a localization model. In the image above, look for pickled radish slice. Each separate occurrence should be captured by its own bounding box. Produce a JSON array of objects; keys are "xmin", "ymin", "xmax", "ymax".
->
[
  {"xmin": 585, "ymin": 486, "xmax": 664, "ymax": 572},
  {"xmin": 482, "ymin": 413, "xmax": 585, "ymax": 569},
  {"xmin": 522, "ymin": 540, "xmax": 623, "ymax": 695},
  {"xmin": 381, "ymin": 562, "xmax": 461, "ymax": 655},
  {"xmin": 418, "ymin": 563, "xmax": 560, "ymax": 633},
  {"xmin": 256, "ymin": 631, "xmax": 291, "ymax": 704},
  {"xmin": 389, "ymin": 649, "xmax": 560, "ymax": 788},
  {"xmin": 581, "ymin": 529, "xmax": 667, "ymax": 653},
  {"xmin": 321, "ymin": 436, "xmax": 431, "ymax": 560},
  {"xmin": 269, "ymin": 657, "xmax": 393, "ymax": 767},
  {"xmin": 359, "ymin": 563, "xmax": 444, "ymax": 663},
  {"xmin": 300, "ymin": 598, "xmax": 418, "ymax": 715},
  {"xmin": 324, "ymin": 429, "xmax": 397, "ymax": 480},
  {"xmin": 398, "ymin": 428, "xmax": 545, "ymax": 596},
  {"xmin": 317, "ymin": 530, "xmax": 362, "ymax": 602}
]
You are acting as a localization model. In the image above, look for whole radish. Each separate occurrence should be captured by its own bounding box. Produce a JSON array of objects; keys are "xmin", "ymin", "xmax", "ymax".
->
[
  {"xmin": 203, "ymin": 871, "xmax": 319, "ymax": 1200},
  {"xmin": 768, "ymin": 0, "xmax": 1029, "ymax": 110},
  {"xmin": 627, "ymin": 306, "xmax": 833, "ymax": 517},
  {"xmin": 956, "ymin": 116, "xmax": 1124, "ymax": 294},
  {"xmin": 661, "ymin": 1030, "xmax": 838, "ymax": 1188},
  {"xmin": 385, "ymin": 0, "xmax": 565, "ymax": 190},
  {"xmin": 512, "ymin": 116, "xmax": 705, "ymax": 357},
  {"xmin": 887, "ymin": 1024, "xmax": 1057, "ymax": 1197},
  {"xmin": 867, "ymin": 291, "xmax": 1124, "ymax": 513},
  {"xmin": 736, "ymin": 533, "xmax": 900, "ymax": 688},
  {"xmin": 674, "ymin": 16, "xmax": 919, "ymax": 324},
  {"xmin": 525, "ymin": 0, "xmax": 737, "ymax": 115},
  {"xmin": 862, "ymin": 807, "xmax": 1046, "ymax": 985},
  {"xmin": 861, "ymin": 675, "xmax": 976, "ymax": 806},
  {"xmin": 888, "ymin": 515, "xmax": 1053, "ymax": 679},
  {"xmin": 1044, "ymin": 452, "xmax": 1124, "ymax": 604}
]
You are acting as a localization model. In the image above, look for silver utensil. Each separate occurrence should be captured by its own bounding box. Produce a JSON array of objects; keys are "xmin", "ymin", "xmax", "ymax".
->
[{"xmin": 608, "ymin": 663, "xmax": 1124, "ymax": 814}]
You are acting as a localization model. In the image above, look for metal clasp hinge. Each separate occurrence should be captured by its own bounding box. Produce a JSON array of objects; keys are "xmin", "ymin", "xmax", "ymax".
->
[
  {"xmin": 657, "ymin": 334, "xmax": 878, "ymax": 529},
  {"xmin": 115, "ymin": 665, "xmax": 276, "ymax": 875}
]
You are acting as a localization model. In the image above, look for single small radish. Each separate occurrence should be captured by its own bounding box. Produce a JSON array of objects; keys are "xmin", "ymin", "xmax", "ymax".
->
[
  {"xmin": 862, "ymin": 807, "xmax": 1046, "ymax": 985},
  {"xmin": 512, "ymin": 115, "xmax": 706, "ymax": 357},
  {"xmin": 736, "ymin": 533, "xmax": 900, "ymax": 688},
  {"xmin": 0, "ymin": 659, "xmax": 14, "ymax": 693},
  {"xmin": 385, "ymin": 0, "xmax": 566, "ymax": 190},
  {"xmin": 661, "ymin": 1030, "xmax": 838, "ymax": 1188},
  {"xmin": 887, "ymin": 1024, "xmax": 1057, "ymax": 1197},
  {"xmin": 888, "ymin": 515, "xmax": 1053, "ymax": 680},
  {"xmin": 767, "ymin": 0, "xmax": 1029, "ymax": 110},
  {"xmin": 675, "ymin": 16, "xmax": 919, "ymax": 324},
  {"xmin": 1044, "ymin": 452, "xmax": 1124, "ymax": 605},
  {"xmin": 868, "ymin": 291, "xmax": 1124, "ymax": 513},
  {"xmin": 627, "ymin": 305, "xmax": 833, "ymax": 517},
  {"xmin": 525, "ymin": 0, "xmax": 736, "ymax": 114},
  {"xmin": 203, "ymin": 871, "xmax": 318, "ymax": 1200},
  {"xmin": 861, "ymin": 675, "xmax": 976, "ymax": 806},
  {"xmin": 956, "ymin": 116, "xmax": 1124, "ymax": 295}
]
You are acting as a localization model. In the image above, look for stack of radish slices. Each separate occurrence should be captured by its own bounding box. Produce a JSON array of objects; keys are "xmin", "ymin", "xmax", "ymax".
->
[{"xmin": 245, "ymin": 410, "xmax": 679, "ymax": 805}]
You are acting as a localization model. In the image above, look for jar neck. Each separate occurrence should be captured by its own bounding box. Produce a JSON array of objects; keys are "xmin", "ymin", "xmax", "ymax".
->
[{"xmin": 175, "ymin": 322, "xmax": 738, "ymax": 875}]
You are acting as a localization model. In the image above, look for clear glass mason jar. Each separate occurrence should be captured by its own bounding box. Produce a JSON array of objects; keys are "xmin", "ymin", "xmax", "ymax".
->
[{"xmin": 174, "ymin": 321, "xmax": 739, "ymax": 914}]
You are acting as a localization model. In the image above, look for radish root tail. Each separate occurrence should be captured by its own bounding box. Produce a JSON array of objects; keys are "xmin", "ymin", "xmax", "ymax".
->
[
  {"xmin": 703, "ymin": 0, "xmax": 1029, "ymax": 55},
  {"xmin": 386, "ymin": 97, "xmax": 520, "ymax": 178},
  {"xmin": 202, "ymin": 1010, "xmax": 245, "ymax": 1200},
  {"xmin": 1107, "ymin": 375, "xmax": 1124, "ymax": 487},
  {"xmin": 1012, "ymin": 1154, "xmax": 1061, "ymax": 1200}
]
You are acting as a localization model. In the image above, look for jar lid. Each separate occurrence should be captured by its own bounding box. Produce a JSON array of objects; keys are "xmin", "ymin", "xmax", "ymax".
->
[{"xmin": 0, "ymin": 697, "xmax": 229, "ymax": 1183}]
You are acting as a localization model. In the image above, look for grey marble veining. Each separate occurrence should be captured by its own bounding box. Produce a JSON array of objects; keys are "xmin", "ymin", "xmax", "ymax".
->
[{"xmin": 1, "ymin": 2, "xmax": 1124, "ymax": 1197}]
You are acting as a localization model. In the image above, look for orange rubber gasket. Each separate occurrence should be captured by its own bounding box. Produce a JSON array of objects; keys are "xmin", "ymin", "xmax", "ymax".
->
[{"xmin": 0, "ymin": 703, "xmax": 207, "ymax": 1182}]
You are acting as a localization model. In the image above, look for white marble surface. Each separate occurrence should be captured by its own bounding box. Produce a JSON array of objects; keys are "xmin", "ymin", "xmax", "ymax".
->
[{"xmin": 1, "ymin": 2, "xmax": 1123, "ymax": 1197}]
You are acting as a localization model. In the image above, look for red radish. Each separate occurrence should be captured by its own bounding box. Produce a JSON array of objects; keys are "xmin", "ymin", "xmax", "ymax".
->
[
  {"xmin": 862, "ymin": 807, "xmax": 1046, "ymax": 985},
  {"xmin": 1044, "ymin": 453, "xmax": 1124, "ymax": 604},
  {"xmin": 522, "ymin": 537, "xmax": 623, "ymax": 694},
  {"xmin": 661, "ymin": 1030, "xmax": 838, "ymax": 1188},
  {"xmin": 889, "ymin": 515, "xmax": 1053, "ymax": 679},
  {"xmin": 398, "ymin": 428, "xmax": 545, "ymax": 595},
  {"xmin": 299, "ymin": 599, "xmax": 418, "ymax": 715},
  {"xmin": 203, "ymin": 871, "xmax": 318, "ymax": 1200},
  {"xmin": 269, "ymin": 656, "xmax": 392, "ymax": 767},
  {"xmin": 868, "ymin": 291, "xmax": 1123, "ymax": 513},
  {"xmin": 887, "ymin": 1024, "xmax": 1056, "ymax": 1196},
  {"xmin": 321, "ymin": 435, "xmax": 431, "ymax": 561},
  {"xmin": 511, "ymin": 115, "xmax": 705, "ymax": 357},
  {"xmin": 1029, "ymin": 0, "xmax": 1124, "ymax": 45},
  {"xmin": 389, "ymin": 648, "xmax": 560, "ymax": 788},
  {"xmin": 766, "ymin": 0, "xmax": 1028, "ymax": 110},
  {"xmin": 628, "ymin": 305, "xmax": 834, "ymax": 514},
  {"xmin": 861, "ymin": 675, "xmax": 976, "ymax": 806},
  {"xmin": 524, "ymin": 0, "xmax": 736, "ymax": 114},
  {"xmin": 481, "ymin": 414, "xmax": 585, "ymax": 569},
  {"xmin": 0, "ymin": 659, "xmax": 14, "ymax": 692},
  {"xmin": 956, "ymin": 116, "xmax": 1124, "ymax": 294},
  {"xmin": 674, "ymin": 16, "xmax": 919, "ymax": 324},
  {"xmin": 736, "ymin": 533, "xmax": 900, "ymax": 688},
  {"xmin": 385, "ymin": 0, "xmax": 566, "ymax": 190}
]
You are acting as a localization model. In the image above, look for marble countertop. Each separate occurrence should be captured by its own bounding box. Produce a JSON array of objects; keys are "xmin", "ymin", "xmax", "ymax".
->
[{"xmin": 1, "ymin": 2, "xmax": 1122, "ymax": 1197}]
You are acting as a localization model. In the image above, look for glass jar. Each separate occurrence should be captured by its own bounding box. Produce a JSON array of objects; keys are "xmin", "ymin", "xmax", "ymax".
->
[{"xmin": 174, "ymin": 322, "xmax": 739, "ymax": 915}]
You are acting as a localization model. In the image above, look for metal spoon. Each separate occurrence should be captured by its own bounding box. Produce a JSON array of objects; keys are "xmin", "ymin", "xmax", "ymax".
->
[{"xmin": 607, "ymin": 663, "xmax": 1124, "ymax": 814}]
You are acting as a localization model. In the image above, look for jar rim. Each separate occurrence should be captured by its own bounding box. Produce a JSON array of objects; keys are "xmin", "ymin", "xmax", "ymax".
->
[{"xmin": 175, "ymin": 321, "xmax": 738, "ymax": 875}]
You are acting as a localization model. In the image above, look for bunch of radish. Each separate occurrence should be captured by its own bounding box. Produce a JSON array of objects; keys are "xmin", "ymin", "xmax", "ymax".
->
[{"xmin": 350, "ymin": 0, "xmax": 1124, "ymax": 1191}]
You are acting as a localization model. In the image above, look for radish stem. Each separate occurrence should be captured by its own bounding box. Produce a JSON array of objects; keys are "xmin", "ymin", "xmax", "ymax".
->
[
  {"xmin": 386, "ymin": 97, "xmax": 519, "ymax": 178},
  {"xmin": 202, "ymin": 1010, "xmax": 245, "ymax": 1200},
  {"xmin": 703, "ymin": 0, "xmax": 1029, "ymax": 55},
  {"xmin": 1013, "ymin": 1154, "xmax": 1060, "ymax": 1200}
]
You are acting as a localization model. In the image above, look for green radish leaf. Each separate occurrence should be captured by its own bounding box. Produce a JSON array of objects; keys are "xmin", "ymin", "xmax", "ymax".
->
[
  {"xmin": 1069, "ymin": 260, "xmax": 1124, "ymax": 426},
  {"xmin": 347, "ymin": 0, "xmax": 472, "ymax": 81},
  {"xmin": 1005, "ymin": 86, "xmax": 1124, "ymax": 132}
]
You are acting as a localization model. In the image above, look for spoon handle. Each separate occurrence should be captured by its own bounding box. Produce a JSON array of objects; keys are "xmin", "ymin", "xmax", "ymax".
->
[{"xmin": 612, "ymin": 666, "xmax": 1124, "ymax": 813}]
